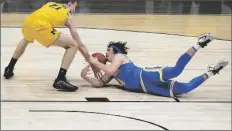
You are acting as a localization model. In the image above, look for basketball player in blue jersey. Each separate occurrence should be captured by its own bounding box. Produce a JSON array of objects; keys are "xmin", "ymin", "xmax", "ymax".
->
[{"xmin": 82, "ymin": 33, "xmax": 229, "ymax": 98}]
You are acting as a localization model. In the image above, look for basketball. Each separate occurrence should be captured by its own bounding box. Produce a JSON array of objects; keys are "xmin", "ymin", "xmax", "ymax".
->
[{"xmin": 92, "ymin": 52, "xmax": 107, "ymax": 64}]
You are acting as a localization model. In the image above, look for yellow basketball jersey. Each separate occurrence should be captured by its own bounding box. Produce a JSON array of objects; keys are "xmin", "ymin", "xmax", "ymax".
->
[{"xmin": 30, "ymin": 2, "xmax": 70, "ymax": 27}]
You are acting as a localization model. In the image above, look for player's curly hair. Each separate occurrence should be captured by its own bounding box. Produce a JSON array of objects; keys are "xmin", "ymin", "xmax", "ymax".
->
[{"xmin": 107, "ymin": 41, "xmax": 129, "ymax": 55}]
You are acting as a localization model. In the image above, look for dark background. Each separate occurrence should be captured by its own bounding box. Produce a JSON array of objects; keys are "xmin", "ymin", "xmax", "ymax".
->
[{"xmin": 1, "ymin": 0, "xmax": 231, "ymax": 14}]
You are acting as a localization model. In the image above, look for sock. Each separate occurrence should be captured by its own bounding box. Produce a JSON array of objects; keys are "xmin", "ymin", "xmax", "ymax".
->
[
  {"xmin": 7, "ymin": 58, "xmax": 17, "ymax": 69},
  {"xmin": 192, "ymin": 44, "xmax": 201, "ymax": 51},
  {"xmin": 206, "ymin": 71, "xmax": 214, "ymax": 78},
  {"xmin": 57, "ymin": 68, "xmax": 67, "ymax": 80}
]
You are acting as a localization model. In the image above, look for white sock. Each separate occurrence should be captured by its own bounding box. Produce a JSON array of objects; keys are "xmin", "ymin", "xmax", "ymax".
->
[
  {"xmin": 206, "ymin": 71, "xmax": 214, "ymax": 78},
  {"xmin": 193, "ymin": 44, "xmax": 201, "ymax": 51}
]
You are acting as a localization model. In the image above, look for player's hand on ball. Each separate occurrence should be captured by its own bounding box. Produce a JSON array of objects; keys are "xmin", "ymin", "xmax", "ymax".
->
[
  {"xmin": 87, "ymin": 55, "xmax": 98, "ymax": 64},
  {"xmin": 86, "ymin": 54, "xmax": 105, "ymax": 79},
  {"xmin": 92, "ymin": 52, "xmax": 107, "ymax": 64}
]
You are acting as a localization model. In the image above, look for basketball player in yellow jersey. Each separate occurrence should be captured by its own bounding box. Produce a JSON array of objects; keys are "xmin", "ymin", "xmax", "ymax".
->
[{"xmin": 3, "ymin": 0, "xmax": 97, "ymax": 92}]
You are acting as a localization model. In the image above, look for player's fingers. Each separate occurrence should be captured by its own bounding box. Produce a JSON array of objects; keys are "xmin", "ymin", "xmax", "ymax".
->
[
  {"xmin": 85, "ymin": 65, "xmax": 90, "ymax": 70},
  {"xmin": 99, "ymin": 72, "xmax": 103, "ymax": 77},
  {"xmin": 94, "ymin": 72, "xmax": 98, "ymax": 79},
  {"xmin": 97, "ymin": 72, "xmax": 102, "ymax": 79},
  {"xmin": 86, "ymin": 72, "xmax": 92, "ymax": 75},
  {"xmin": 84, "ymin": 67, "xmax": 89, "ymax": 72},
  {"xmin": 87, "ymin": 68, "xmax": 92, "ymax": 72},
  {"xmin": 96, "ymin": 73, "xmax": 100, "ymax": 79}
]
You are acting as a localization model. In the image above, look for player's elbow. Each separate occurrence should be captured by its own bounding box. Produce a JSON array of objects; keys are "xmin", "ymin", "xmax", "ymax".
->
[
  {"xmin": 106, "ymin": 70, "xmax": 116, "ymax": 76},
  {"xmin": 91, "ymin": 80, "xmax": 105, "ymax": 88}
]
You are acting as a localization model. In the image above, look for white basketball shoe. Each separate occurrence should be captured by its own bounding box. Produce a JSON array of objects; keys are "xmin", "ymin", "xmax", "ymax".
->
[
  {"xmin": 207, "ymin": 59, "xmax": 229, "ymax": 75},
  {"xmin": 198, "ymin": 33, "xmax": 216, "ymax": 48}
]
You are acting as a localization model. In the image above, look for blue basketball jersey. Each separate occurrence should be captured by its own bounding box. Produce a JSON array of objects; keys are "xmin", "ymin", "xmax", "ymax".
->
[
  {"xmin": 113, "ymin": 55, "xmax": 173, "ymax": 97},
  {"xmin": 113, "ymin": 61, "xmax": 144, "ymax": 92}
]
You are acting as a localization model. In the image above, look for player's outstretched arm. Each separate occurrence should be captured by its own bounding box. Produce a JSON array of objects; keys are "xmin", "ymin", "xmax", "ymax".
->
[
  {"xmin": 65, "ymin": 14, "xmax": 90, "ymax": 60},
  {"xmin": 81, "ymin": 65, "xmax": 113, "ymax": 87},
  {"xmin": 65, "ymin": 15, "xmax": 102, "ymax": 79}
]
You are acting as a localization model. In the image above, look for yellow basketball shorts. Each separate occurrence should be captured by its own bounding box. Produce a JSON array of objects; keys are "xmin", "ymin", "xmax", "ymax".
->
[{"xmin": 22, "ymin": 19, "xmax": 61, "ymax": 47}]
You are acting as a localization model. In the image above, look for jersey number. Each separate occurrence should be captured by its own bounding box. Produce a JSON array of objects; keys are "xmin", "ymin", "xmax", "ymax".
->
[
  {"xmin": 51, "ymin": 28, "xmax": 57, "ymax": 35},
  {"xmin": 49, "ymin": 4, "xmax": 62, "ymax": 10}
]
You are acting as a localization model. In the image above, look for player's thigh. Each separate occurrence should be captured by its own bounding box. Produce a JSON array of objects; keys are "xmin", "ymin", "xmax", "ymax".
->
[
  {"xmin": 35, "ymin": 28, "xmax": 61, "ymax": 48},
  {"xmin": 19, "ymin": 38, "xmax": 31, "ymax": 47},
  {"xmin": 145, "ymin": 82, "xmax": 171, "ymax": 97},
  {"xmin": 52, "ymin": 32, "xmax": 77, "ymax": 49},
  {"xmin": 141, "ymin": 70, "xmax": 161, "ymax": 83},
  {"xmin": 22, "ymin": 22, "xmax": 35, "ymax": 43}
]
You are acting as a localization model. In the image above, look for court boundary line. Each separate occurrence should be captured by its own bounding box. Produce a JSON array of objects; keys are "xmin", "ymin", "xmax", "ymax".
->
[
  {"xmin": 1, "ymin": 26, "xmax": 230, "ymax": 41},
  {"xmin": 29, "ymin": 109, "xmax": 169, "ymax": 130},
  {"xmin": 1, "ymin": 100, "xmax": 231, "ymax": 103}
]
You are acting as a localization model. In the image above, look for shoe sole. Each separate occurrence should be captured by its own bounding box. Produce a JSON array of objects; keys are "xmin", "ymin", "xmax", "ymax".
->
[{"xmin": 3, "ymin": 74, "xmax": 14, "ymax": 79}]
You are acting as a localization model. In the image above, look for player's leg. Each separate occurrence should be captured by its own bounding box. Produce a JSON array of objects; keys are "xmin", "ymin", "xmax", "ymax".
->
[
  {"xmin": 140, "ymin": 70, "xmax": 171, "ymax": 97},
  {"xmin": 4, "ymin": 39, "xmax": 30, "ymax": 79},
  {"xmin": 50, "ymin": 33, "xmax": 79, "ymax": 91},
  {"xmin": 33, "ymin": 27, "xmax": 79, "ymax": 91},
  {"xmin": 4, "ymin": 18, "xmax": 35, "ymax": 79},
  {"xmin": 4, "ymin": 36, "xmax": 32, "ymax": 79},
  {"xmin": 52, "ymin": 33, "xmax": 78, "ymax": 70},
  {"xmin": 12, "ymin": 39, "xmax": 30, "ymax": 59},
  {"xmin": 3, "ymin": 17, "xmax": 35, "ymax": 79},
  {"xmin": 162, "ymin": 33, "xmax": 216, "ymax": 81},
  {"xmin": 171, "ymin": 59, "xmax": 228, "ymax": 95}
]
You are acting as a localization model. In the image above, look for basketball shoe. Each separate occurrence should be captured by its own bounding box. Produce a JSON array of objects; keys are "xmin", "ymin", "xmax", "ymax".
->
[
  {"xmin": 53, "ymin": 77, "xmax": 78, "ymax": 92},
  {"xmin": 207, "ymin": 59, "xmax": 229, "ymax": 75},
  {"xmin": 198, "ymin": 33, "xmax": 216, "ymax": 48}
]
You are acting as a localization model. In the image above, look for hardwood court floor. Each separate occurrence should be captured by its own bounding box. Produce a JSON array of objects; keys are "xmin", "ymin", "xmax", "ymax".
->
[
  {"xmin": 1, "ymin": 14, "xmax": 231, "ymax": 40},
  {"xmin": 1, "ymin": 27, "xmax": 231, "ymax": 130}
]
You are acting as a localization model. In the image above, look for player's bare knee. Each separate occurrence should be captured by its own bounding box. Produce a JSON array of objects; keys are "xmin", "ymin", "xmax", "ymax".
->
[{"xmin": 68, "ymin": 40, "xmax": 79, "ymax": 50}]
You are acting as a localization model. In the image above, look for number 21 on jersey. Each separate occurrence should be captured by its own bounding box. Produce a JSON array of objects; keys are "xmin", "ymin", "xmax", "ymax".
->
[{"xmin": 49, "ymin": 3, "xmax": 65, "ymax": 10}]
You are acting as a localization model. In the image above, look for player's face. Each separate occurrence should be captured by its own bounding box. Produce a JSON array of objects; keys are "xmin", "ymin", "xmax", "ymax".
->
[{"xmin": 105, "ymin": 47, "xmax": 114, "ymax": 62}]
